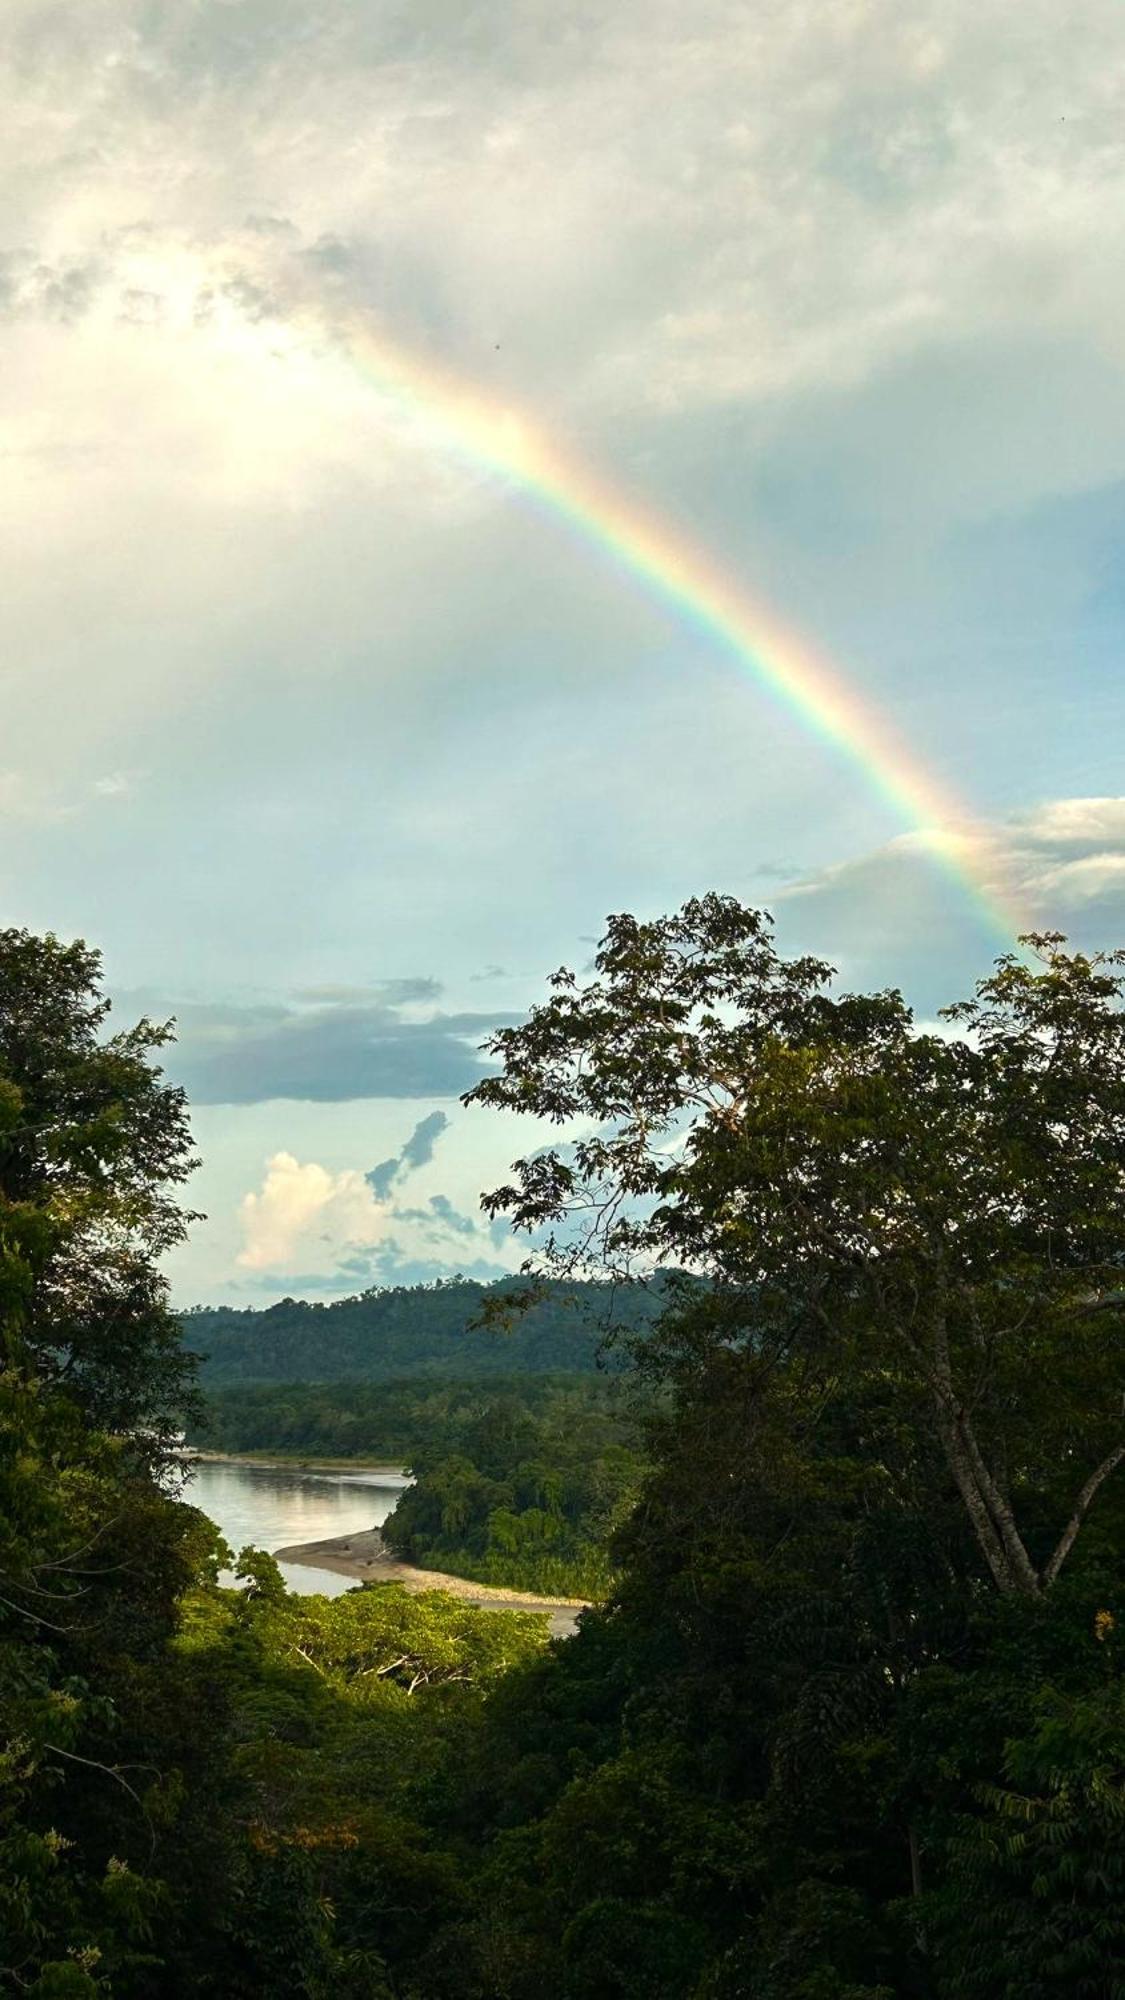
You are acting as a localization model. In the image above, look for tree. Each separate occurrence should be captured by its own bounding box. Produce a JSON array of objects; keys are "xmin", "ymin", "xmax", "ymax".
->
[
  {"xmin": 445, "ymin": 899, "xmax": 1125, "ymax": 1994},
  {"xmin": 468, "ymin": 897, "xmax": 1125, "ymax": 1596},
  {"xmin": 0, "ymin": 927, "xmax": 199, "ymax": 1452},
  {"xmin": 0, "ymin": 929, "xmax": 207, "ymax": 1991}
]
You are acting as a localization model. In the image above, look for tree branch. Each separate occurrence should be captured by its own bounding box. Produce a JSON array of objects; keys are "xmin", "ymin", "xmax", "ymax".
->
[
  {"xmin": 954, "ymin": 1411, "xmax": 1041, "ymax": 1595},
  {"xmin": 1042, "ymin": 1442, "xmax": 1125, "ymax": 1589}
]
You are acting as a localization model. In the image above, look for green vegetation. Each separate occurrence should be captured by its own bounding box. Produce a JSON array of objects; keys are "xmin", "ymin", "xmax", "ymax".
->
[
  {"xmin": 183, "ymin": 1277, "xmax": 661, "ymax": 1386},
  {"xmin": 380, "ymin": 1379, "xmax": 646, "ymax": 1597},
  {"xmin": 185, "ymin": 1371, "xmax": 618, "ymax": 1463},
  {"xmin": 0, "ymin": 926, "xmax": 550, "ymax": 1997},
  {"xmin": 172, "ymin": 1560, "xmax": 548, "ymax": 1999},
  {"xmin": 4, "ymin": 902, "xmax": 1125, "ymax": 1996},
  {"xmin": 0, "ymin": 929, "xmax": 224, "ymax": 1990},
  {"xmin": 187, "ymin": 1376, "xmax": 649, "ymax": 1598}
]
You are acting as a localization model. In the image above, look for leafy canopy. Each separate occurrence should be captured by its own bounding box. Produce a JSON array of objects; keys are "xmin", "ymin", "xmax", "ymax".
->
[
  {"xmin": 0, "ymin": 927, "xmax": 198, "ymax": 1448},
  {"xmin": 469, "ymin": 896, "xmax": 1125, "ymax": 1596}
]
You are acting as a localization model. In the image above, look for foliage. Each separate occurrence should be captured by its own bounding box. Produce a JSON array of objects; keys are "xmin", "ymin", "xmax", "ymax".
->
[
  {"xmin": 470, "ymin": 898, "xmax": 1125, "ymax": 1599},
  {"xmin": 172, "ymin": 1573, "xmax": 549, "ymax": 1996},
  {"xmin": 0, "ymin": 928, "xmax": 199, "ymax": 1453},
  {"xmin": 436, "ymin": 897, "xmax": 1125, "ymax": 1993},
  {"xmin": 914, "ymin": 1621, "xmax": 1125, "ymax": 1994},
  {"xmin": 182, "ymin": 1276, "xmax": 662, "ymax": 1387},
  {"xmin": 5, "ymin": 906, "xmax": 1125, "ymax": 1997},
  {"xmin": 0, "ymin": 930, "xmax": 210, "ymax": 1991},
  {"xmin": 186, "ymin": 1369, "xmax": 620, "ymax": 1462},
  {"xmin": 381, "ymin": 1377, "xmax": 647, "ymax": 1597}
]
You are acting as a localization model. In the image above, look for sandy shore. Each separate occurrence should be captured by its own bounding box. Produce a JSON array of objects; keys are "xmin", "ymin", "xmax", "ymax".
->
[{"xmin": 274, "ymin": 1526, "xmax": 588, "ymax": 1638}]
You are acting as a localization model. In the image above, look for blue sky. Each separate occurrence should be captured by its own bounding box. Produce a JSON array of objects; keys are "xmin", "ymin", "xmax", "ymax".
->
[{"xmin": 5, "ymin": 0, "xmax": 1125, "ymax": 1301}]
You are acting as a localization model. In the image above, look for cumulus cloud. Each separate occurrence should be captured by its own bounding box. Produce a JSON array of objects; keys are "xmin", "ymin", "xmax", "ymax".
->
[
  {"xmin": 237, "ymin": 1151, "xmax": 388, "ymax": 1272},
  {"xmin": 236, "ymin": 1116, "xmax": 513, "ymax": 1285}
]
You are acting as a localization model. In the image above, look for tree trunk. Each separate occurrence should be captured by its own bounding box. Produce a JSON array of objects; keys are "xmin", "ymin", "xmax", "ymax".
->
[{"xmin": 929, "ymin": 1306, "xmax": 1042, "ymax": 1596}]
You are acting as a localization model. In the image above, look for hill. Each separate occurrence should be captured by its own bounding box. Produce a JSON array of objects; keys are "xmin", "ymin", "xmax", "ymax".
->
[{"xmin": 180, "ymin": 1275, "xmax": 664, "ymax": 1385}]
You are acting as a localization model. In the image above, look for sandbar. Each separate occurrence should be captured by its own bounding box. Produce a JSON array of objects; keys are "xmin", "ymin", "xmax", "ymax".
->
[{"xmin": 274, "ymin": 1525, "xmax": 588, "ymax": 1637}]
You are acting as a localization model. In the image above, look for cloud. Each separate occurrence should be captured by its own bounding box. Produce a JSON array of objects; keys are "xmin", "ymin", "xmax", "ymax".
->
[
  {"xmin": 1020, "ymin": 798, "xmax": 1125, "ymax": 847},
  {"xmin": 776, "ymin": 794, "xmax": 1125, "ymax": 1008},
  {"xmin": 400, "ymin": 1108, "xmax": 449, "ymax": 1172},
  {"xmin": 427, "ymin": 1192, "xmax": 478, "ymax": 1238},
  {"xmin": 307, "ymin": 1230, "xmax": 512, "ymax": 1292},
  {"xmin": 237, "ymin": 1150, "xmax": 388, "ymax": 1271},
  {"xmin": 8, "ymin": 0, "xmax": 1125, "ymax": 434},
  {"xmin": 235, "ymin": 1243, "xmax": 513, "ymax": 1295},
  {"xmin": 366, "ymin": 1108, "xmax": 449, "ymax": 1199},
  {"xmin": 163, "ymin": 994, "xmax": 516, "ymax": 1104},
  {"xmin": 235, "ymin": 1121, "xmax": 514, "ymax": 1286},
  {"xmin": 293, "ymin": 979, "xmax": 441, "ymax": 1006}
]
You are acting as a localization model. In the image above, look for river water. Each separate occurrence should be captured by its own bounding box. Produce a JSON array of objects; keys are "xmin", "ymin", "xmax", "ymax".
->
[{"xmin": 182, "ymin": 1458, "xmax": 411, "ymax": 1596}]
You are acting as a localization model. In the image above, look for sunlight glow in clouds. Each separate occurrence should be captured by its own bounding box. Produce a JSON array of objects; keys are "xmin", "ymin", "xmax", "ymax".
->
[
  {"xmin": 237, "ymin": 1152, "xmax": 389, "ymax": 1273},
  {"xmin": 13, "ymin": 223, "xmax": 1026, "ymax": 942},
  {"xmin": 178, "ymin": 249, "xmax": 1029, "ymax": 942}
]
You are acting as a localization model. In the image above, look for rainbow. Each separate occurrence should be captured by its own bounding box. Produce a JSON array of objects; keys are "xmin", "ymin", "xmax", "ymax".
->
[{"xmin": 284, "ymin": 303, "xmax": 1022, "ymax": 942}]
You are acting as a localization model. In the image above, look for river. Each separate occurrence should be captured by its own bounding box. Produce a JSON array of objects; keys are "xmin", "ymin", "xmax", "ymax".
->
[{"xmin": 182, "ymin": 1458, "xmax": 411, "ymax": 1596}]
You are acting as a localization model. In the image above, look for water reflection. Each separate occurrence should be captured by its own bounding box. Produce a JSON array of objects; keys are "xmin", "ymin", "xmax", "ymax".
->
[{"xmin": 182, "ymin": 1458, "xmax": 410, "ymax": 1597}]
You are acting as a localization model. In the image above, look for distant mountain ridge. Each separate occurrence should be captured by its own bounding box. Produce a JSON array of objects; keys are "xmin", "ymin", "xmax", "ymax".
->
[{"xmin": 181, "ymin": 1276, "xmax": 665, "ymax": 1385}]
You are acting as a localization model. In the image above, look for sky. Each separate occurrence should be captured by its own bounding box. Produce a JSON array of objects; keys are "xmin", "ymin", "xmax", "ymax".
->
[{"xmin": 5, "ymin": 0, "xmax": 1125, "ymax": 1303}]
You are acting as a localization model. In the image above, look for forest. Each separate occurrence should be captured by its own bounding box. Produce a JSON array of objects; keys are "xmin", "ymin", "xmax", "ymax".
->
[
  {"xmin": 187, "ymin": 1375, "xmax": 648, "ymax": 1597},
  {"xmin": 183, "ymin": 1279, "xmax": 661, "ymax": 1386},
  {"xmin": 185, "ymin": 1371, "xmax": 629, "ymax": 1461},
  {"xmin": 2, "ymin": 899, "xmax": 1124, "ymax": 1998}
]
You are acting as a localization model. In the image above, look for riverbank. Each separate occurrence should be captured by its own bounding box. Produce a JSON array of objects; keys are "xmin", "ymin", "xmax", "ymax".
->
[
  {"xmin": 274, "ymin": 1526, "xmax": 589, "ymax": 1637},
  {"xmin": 183, "ymin": 1448, "xmax": 410, "ymax": 1479}
]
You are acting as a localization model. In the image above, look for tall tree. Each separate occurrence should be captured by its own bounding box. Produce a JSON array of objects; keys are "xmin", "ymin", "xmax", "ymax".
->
[
  {"xmin": 0, "ymin": 927, "xmax": 198, "ymax": 1452},
  {"xmin": 468, "ymin": 897, "xmax": 1125, "ymax": 1597},
  {"xmin": 0, "ymin": 929, "xmax": 208, "ymax": 1993}
]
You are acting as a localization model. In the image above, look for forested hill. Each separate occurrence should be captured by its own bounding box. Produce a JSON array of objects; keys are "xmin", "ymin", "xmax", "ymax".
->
[{"xmin": 181, "ymin": 1276, "xmax": 664, "ymax": 1384}]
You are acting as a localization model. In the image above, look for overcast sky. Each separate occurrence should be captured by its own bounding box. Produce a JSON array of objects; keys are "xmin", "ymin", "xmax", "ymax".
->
[{"xmin": 6, "ymin": 0, "xmax": 1125, "ymax": 1302}]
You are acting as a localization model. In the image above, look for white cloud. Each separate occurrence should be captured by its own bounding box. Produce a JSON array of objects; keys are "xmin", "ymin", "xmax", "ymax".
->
[
  {"xmin": 5, "ymin": 0, "xmax": 1125, "ymax": 817},
  {"xmin": 234, "ymin": 1127, "xmax": 524, "ymax": 1287},
  {"xmin": 1031, "ymin": 852, "xmax": 1125, "ymax": 902},
  {"xmin": 1022, "ymin": 798, "xmax": 1125, "ymax": 846},
  {"xmin": 237, "ymin": 1150, "xmax": 386, "ymax": 1272},
  {"xmin": 7, "ymin": 2, "xmax": 1125, "ymax": 429},
  {"xmin": 774, "ymin": 794, "xmax": 1125, "ymax": 1008}
]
